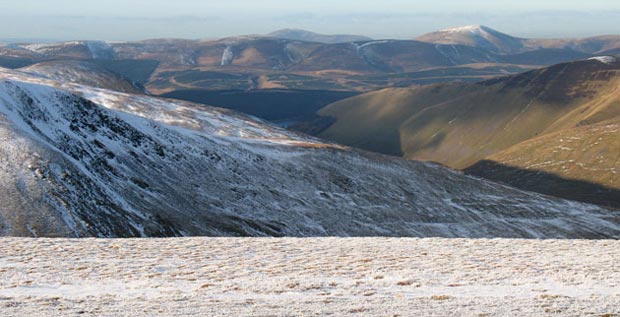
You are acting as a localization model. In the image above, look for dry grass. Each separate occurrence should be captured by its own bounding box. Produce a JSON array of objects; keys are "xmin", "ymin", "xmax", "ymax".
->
[{"xmin": 2, "ymin": 238, "xmax": 620, "ymax": 316}]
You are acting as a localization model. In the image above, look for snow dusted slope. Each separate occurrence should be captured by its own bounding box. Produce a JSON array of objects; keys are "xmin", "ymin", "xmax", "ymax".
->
[
  {"xmin": 417, "ymin": 25, "xmax": 526, "ymax": 54},
  {"xmin": 0, "ymin": 67, "xmax": 619, "ymax": 238},
  {"xmin": 21, "ymin": 41, "xmax": 115, "ymax": 59},
  {"xmin": 21, "ymin": 60, "xmax": 141, "ymax": 94}
]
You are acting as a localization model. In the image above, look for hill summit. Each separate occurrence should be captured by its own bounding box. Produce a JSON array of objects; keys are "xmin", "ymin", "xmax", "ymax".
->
[{"xmin": 416, "ymin": 25, "xmax": 525, "ymax": 53}]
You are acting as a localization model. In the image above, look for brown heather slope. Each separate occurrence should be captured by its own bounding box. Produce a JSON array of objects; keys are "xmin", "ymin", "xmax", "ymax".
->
[
  {"xmin": 319, "ymin": 57, "xmax": 620, "ymax": 207},
  {"xmin": 466, "ymin": 122, "xmax": 620, "ymax": 208},
  {"xmin": 399, "ymin": 58, "xmax": 620, "ymax": 168},
  {"xmin": 321, "ymin": 57, "xmax": 620, "ymax": 167}
]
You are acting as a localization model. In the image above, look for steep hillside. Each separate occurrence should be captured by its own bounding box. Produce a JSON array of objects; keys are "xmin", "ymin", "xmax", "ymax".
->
[
  {"xmin": 319, "ymin": 57, "xmax": 620, "ymax": 207},
  {"xmin": 399, "ymin": 57, "xmax": 620, "ymax": 168},
  {"xmin": 0, "ymin": 68, "xmax": 618, "ymax": 238},
  {"xmin": 466, "ymin": 122, "xmax": 620, "ymax": 208},
  {"xmin": 321, "ymin": 57, "xmax": 620, "ymax": 165},
  {"xmin": 319, "ymin": 84, "xmax": 470, "ymax": 156}
]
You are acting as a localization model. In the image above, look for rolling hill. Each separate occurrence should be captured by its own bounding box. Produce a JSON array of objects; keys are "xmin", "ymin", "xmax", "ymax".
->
[
  {"xmin": 417, "ymin": 25, "xmax": 620, "ymax": 55},
  {"xmin": 416, "ymin": 25, "xmax": 526, "ymax": 54},
  {"xmin": 1, "ymin": 67, "xmax": 618, "ymax": 238},
  {"xmin": 318, "ymin": 56, "xmax": 620, "ymax": 207}
]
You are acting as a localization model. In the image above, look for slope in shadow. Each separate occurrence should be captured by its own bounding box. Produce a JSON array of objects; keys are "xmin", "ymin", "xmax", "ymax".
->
[
  {"xmin": 160, "ymin": 89, "xmax": 358, "ymax": 122},
  {"xmin": 466, "ymin": 160, "xmax": 620, "ymax": 209},
  {"xmin": 0, "ymin": 56, "xmax": 36, "ymax": 69}
]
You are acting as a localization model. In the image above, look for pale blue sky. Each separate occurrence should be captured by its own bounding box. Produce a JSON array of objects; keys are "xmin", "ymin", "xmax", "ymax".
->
[{"xmin": 1, "ymin": 0, "xmax": 620, "ymax": 41}]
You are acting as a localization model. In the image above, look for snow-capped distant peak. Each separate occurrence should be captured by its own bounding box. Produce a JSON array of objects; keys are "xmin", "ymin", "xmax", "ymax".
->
[
  {"xmin": 417, "ymin": 25, "xmax": 523, "ymax": 54},
  {"xmin": 439, "ymin": 25, "xmax": 486, "ymax": 33},
  {"xmin": 422, "ymin": 25, "xmax": 514, "ymax": 39},
  {"xmin": 588, "ymin": 56, "xmax": 618, "ymax": 64}
]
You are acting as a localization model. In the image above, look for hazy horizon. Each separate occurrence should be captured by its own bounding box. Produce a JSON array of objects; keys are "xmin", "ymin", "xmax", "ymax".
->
[{"xmin": 2, "ymin": 0, "xmax": 620, "ymax": 41}]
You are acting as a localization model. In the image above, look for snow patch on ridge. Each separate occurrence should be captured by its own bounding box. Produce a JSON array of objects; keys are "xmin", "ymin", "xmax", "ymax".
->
[
  {"xmin": 588, "ymin": 56, "xmax": 618, "ymax": 64},
  {"xmin": 439, "ymin": 25, "xmax": 486, "ymax": 34}
]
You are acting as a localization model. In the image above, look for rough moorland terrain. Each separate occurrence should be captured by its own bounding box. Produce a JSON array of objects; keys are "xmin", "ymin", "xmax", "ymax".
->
[{"xmin": 1, "ymin": 238, "xmax": 619, "ymax": 316}]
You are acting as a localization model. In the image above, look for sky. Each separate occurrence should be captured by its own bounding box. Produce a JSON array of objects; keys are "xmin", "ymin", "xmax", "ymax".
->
[{"xmin": 1, "ymin": 0, "xmax": 620, "ymax": 41}]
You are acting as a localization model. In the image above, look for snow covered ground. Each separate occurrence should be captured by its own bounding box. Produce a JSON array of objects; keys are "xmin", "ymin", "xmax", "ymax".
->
[{"xmin": 1, "ymin": 238, "xmax": 619, "ymax": 316}]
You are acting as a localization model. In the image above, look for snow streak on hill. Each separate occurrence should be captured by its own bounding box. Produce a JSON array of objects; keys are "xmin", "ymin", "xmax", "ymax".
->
[{"xmin": 0, "ymin": 67, "xmax": 618, "ymax": 238}]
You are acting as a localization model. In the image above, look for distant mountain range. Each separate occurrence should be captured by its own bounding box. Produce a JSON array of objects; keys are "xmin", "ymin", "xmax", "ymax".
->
[
  {"xmin": 2, "ymin": 26, "xmax": 618, "ymax": 134},
  {"xmin": 2, "ymin": 25, "xmax": 618, "ymax": 96}
]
